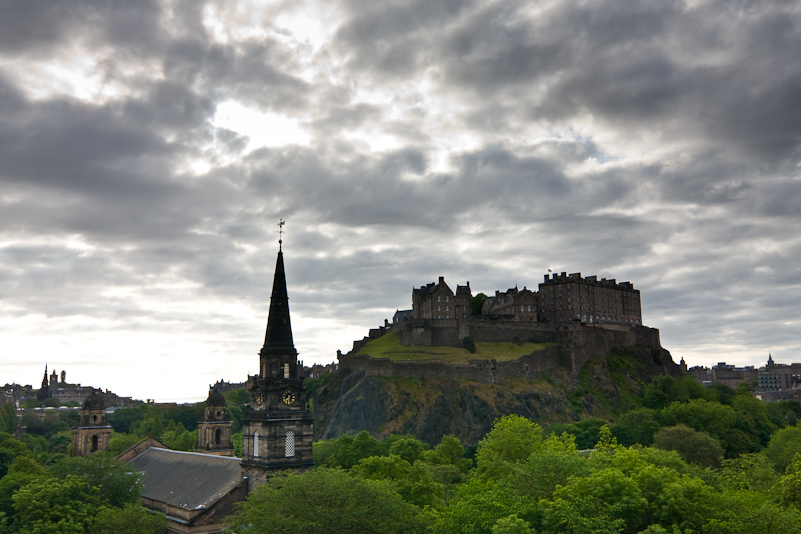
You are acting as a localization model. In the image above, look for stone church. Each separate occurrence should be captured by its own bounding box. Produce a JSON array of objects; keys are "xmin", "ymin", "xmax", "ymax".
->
[{"xmin": 95, "ymin": 237, "xmax": 315, "ymax": 533}]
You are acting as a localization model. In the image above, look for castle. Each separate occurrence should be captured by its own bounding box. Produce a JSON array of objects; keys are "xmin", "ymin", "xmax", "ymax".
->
[
  {"xmin": 340, "ymin": 271, "xmax": 661, "ymax": 385},
  {"xmin": 402, "ymin": 271, "xmax": 642, "ymax": 326}
]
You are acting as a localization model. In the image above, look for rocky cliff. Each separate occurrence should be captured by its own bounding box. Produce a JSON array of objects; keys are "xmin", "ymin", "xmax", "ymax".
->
[{"xmin": 312, "ymin": 343, "xmax": 681, "ymax": 445}]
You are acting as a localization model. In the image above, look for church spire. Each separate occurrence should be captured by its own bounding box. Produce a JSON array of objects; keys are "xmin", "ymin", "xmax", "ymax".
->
[{"xmin": 261, "ymin": 248, "xmax": 296, "ymax": 354}]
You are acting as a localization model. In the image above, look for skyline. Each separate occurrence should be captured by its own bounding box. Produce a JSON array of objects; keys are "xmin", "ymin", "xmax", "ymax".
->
[{"xmin": 2, "ymin": 0, "xmax": 800, "ymax": 402}]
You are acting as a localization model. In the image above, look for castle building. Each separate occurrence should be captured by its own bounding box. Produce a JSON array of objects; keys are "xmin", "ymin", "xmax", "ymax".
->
[
  {"xmin": 72, "ymin": 391, "xmax": 111, "ymax": 456},
  {"xmin": 482, "ymin": 286, "xmax": 539, "ymax": 321},
  {"xmin": 241, "ymin": 241, "xmax": 314, "ymax": 490},
  {"xmin": 412, "ymin": 276, "xmax": 472, "ymax": 320},
  {"xmin": 539, "ymin": 272, "xmax": 642, "ymax": 325},
  {"xmin": 194, "ymin": 388, "xmax": 235, "ymax": 457}
]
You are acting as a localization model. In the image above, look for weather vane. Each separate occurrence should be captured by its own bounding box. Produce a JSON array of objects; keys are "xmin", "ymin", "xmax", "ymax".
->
[{"xmin": 278, "ymin": 219, "xmax": 285, "ymax": 251}]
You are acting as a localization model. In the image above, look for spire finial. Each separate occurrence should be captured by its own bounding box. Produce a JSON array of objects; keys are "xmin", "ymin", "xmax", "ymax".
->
[{"xmin": 278, "ymin": 219, "xmax": 285, "ymax": 251}]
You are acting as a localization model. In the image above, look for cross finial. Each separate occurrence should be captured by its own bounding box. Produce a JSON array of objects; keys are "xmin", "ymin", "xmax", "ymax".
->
[{"xmin": 278, "ymin": 219, "xmax": 285, "ymax": 251}]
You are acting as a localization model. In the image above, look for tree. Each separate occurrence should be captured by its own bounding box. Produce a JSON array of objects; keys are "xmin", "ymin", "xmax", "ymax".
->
[
  {"xmin": 49, "ymin": 453, "xmax": 142, "ymax": 508},
  {"xmin": 471, "ymin": 293, "xmax": 488, "ymax": 316},
  {"xmin": 652, "ymin": 425, "xmax": 724, "ymax": 468},
  {"xmin": 612, "ymin": 408, "xmax": 660, "ymax": 447},
  {"xmin": 763, "ymin": 424, "xmax": 801, "ymax": 473},
  {"xmin": 425, "ymin": 435, "xmax": 472, "ymax": 472},
  {"xmin": 12, "ymin": 475, "xmax": 99, "ymax": 534},
  {"xmin": 390, "ymin": 437, "xmax": 428, "ymax": 465},
  {"xmin": 475, "ymin": 415, "xmax": 542, "ymax": 479},
  {"xmin": 90, "ymin": 503, "xmax": 167, "ymax": 534},
  {"xmin": 540, "ymin": 468, "xmax": 648, "ymax": 534},
  {"xmin": 322, "ymin": 431, "xmax": 385, "ymax": 469},
  {"xmin": 226, "ymin": 468, "xmax": 427, "ymax": 534}
]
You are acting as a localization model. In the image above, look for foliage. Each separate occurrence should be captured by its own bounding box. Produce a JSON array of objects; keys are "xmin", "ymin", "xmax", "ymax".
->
[
  {"xmin": 471, "ymin": 293, "xmax": 488, "ymax": 316},
  {"xmin": 12, "ymin": 474, "xmax": 99, "ymax": 534},
  {"xmin": 90, "ymin": 503, "xmax": 167, "ymax": 534},
  {"xmin": 48, "ymin": 453, "xmax": 142, "ymax": 508},
  {"xmin": 652, "ymin": 424, "xmax": 724, "ymax": 468},
  {"xmin": 475, "ymin": 415, "xmax": 543, "ymax": 479},
  {"xmin": 226, "ymin": 468, "xmax": 427, "ymax": 534},
  {"xmin": 764, "ymin": 424, "xmax": 801, "ymax": 473},
  {"xmin": 0, "ymin": 404, "xmax": 17, "ymax": 434}
]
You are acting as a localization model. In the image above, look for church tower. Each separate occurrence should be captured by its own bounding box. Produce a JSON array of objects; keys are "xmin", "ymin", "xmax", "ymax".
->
[
  {"xmin": 195, "ymin": 387, "xmax": 235, "ymax": 456},
  {"xmin": 72, "ymin": 391, "xmax": 111, "ymax": 456},
  {"xmin": 241, "ymin": 228, "xmax": 313, "ymax": 489}
]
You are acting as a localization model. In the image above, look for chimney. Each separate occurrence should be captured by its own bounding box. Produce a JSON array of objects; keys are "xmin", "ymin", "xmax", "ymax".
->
[{"xmin": 438, "ymin": 276, "xmax": 444, "ymax": 284}]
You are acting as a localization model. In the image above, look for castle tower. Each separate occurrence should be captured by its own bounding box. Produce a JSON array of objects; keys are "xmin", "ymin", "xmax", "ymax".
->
[
  {"xmin": 72, "ymin": 391, "xmax": 111, "ymax": 456},
  {"xmin": 241, "ymin": 235, "xmax": 313, "ymax": 490},
  {"xmin": 195, "ymin": 387, "xmax": 235, "ymax": 456}
]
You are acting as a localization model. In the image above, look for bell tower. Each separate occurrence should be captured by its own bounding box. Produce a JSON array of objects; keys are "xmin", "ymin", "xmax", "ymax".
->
[
  {"xmin": 241, "ymin": 224, "xmax": 313, "ymax": 490},
  {"xmin": 72, "ymin": 391, "xmax": 111, "ymax": 456}
]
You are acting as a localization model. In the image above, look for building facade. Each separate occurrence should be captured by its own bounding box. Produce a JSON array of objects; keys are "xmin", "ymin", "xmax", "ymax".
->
[
  {"xmin": 412, "ymin": 277, "xmax": 472, "ymax": 320},
  {"xmin": 72, "ymin": 391, "xmax": 111, "ymax": 456},
  {"xmin": 195, "ymin": 388, "xmax": 235, "ymax": 457},
  {"xmin": 539, "ymin": 272, "xmax": 642, "ymax": 325}
]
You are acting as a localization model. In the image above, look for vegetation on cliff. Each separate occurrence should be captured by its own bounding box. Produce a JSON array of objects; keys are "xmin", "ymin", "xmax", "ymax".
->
[
  {"xmin": 355, "ymin": 332, "xmax": 555, "ymax": 364},
  {"xmin": 313, "ymin": 344, "xmax": 680, "ymax": 444}
]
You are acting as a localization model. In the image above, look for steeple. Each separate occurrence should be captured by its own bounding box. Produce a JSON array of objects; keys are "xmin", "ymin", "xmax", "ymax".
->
[
  {"xmin": 261, "ymin": 249, "xmax": 297, "ymax": 356},
  {"xmin": 242, "ymin": 223, "xmax": 314, "ymax": 489}
]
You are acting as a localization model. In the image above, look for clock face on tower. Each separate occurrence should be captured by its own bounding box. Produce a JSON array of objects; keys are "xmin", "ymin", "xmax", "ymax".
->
[
  {"xmin": 252, "ymin": 391, "xmax": 264, "ymax": 407},
  {"xmin": 282, "ymin": 390, "xmax": 296, "ymax": 406}
]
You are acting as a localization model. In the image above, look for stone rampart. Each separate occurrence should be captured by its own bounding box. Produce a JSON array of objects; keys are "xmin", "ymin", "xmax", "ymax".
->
[{"xmin": 339, "ymin": 321, "xmax": 668, "ymax": 383}]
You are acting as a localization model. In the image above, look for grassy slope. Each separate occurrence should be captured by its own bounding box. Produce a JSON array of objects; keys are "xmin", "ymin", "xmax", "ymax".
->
[{"xmin": 355, "ymin": 332, "xmax": 556, "ymax": 365}]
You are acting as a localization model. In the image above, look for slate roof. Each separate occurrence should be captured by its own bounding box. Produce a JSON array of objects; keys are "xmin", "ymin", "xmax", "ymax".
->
[{"xmin": 129, "ymin": 448, "xmax": 244, "ymax": 510}]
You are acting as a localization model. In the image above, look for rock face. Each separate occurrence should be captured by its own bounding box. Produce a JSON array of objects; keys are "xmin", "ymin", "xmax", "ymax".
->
[{"xmin": 313, "ymin": 343, "xmax": 681, "ymax": 445}]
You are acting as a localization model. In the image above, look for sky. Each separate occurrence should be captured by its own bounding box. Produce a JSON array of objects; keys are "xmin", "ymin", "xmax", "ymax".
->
[{"xmin": 1, "ymin": 0, "xmax": 800, "ymax": 402}]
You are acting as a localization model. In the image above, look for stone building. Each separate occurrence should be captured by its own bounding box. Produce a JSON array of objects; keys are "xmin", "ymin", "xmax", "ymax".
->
[
  {"xmin": 241, "ymin": 243, "xmax": 314, "ymax": 490},
  {"xmin": 194, "ymin": 388, "xmax": 235, "ymax": 457},
  {"xmin": 71, "ymin": 391, "xmax": 111, "ymax": 456},
  {"xmin": 482, "ymin": 286, "xmax": 539, "ymax": 321},
  {"xmin": 539, "ymin": 272, "xmax": 642, "ymax": 325},
  {"xmin": 412, "ymin": 276, "xmax": 472, "ymax": 320}
]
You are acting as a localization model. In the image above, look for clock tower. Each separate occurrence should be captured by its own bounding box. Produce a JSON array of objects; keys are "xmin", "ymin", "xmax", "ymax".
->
[{"xmin": 241, "ymin": 229, "xmax": 314, "ymax": 489}]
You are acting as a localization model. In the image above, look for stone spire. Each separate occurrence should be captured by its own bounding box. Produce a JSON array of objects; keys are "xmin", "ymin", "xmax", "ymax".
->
[{"xmin": 261, "ymin": 249, "xmax": 296, "ymax": 356}]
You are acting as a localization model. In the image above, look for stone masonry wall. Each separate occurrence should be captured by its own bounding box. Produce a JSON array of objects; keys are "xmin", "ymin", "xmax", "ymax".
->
[{"xmin": 339, "ymin": 320, "xmax": 666, "ymax": 383}]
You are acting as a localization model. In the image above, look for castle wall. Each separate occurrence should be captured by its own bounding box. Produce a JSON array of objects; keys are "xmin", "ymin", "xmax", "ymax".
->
[{"xmin": 340, "ymin": 321, "xmax": 667, "ymax": 383}]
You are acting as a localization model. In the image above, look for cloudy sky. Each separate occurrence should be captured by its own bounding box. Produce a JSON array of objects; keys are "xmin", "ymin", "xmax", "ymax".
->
[{"xmin": 2, "ymin": 0, "xmax": 800, "ymax": 402}]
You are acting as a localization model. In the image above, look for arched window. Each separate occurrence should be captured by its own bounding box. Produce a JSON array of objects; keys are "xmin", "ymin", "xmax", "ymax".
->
[
  {"xmin": 285, "ymin": 431, "xmax": 295, "ymax": 457},
  {"xmin": 253, "ymin": 432, "xmax": 259, "ymax": 458},
  {"xmin": 91, "ymin": 435, "xmax": 98, "ymax": 452},
  {"xmin": 215, "ymin": 428, "xmax": 221, "ymax": 445}
]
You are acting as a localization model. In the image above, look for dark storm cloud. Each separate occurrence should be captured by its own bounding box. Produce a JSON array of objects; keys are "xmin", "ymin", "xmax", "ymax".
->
[{"xmin": 3, "ymin": 0, "xmax": 801, "ymax": 400}]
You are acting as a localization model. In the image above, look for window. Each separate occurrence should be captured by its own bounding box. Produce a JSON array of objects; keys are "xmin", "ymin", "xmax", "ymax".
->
[
  {"xmin": 283, "ymin": 362, "xmax": 290, "ymax": 378},
  {"xmin": 446, "ymin": 306, "xmax": 449, "ymax": 311},
  {"xmin": 253, "ymin": 432, "xmax": 259, "ymax": 457},
  {"xmin": 437, "ymin": 296, "xmax": 441, "ymax": 302},
  {"xmin": 437, "ymin": 305, "xmax": 441, "ymax": 311},
  {"xmin": 446, "ymin": 315, "xmax": 450, "ymax": 319},
  {"xmin": 521, "ymin": 305, "xmax": 524, "ymax": 311},
  {"xmin": 215, "ymin": 429, "xmax": 221, "ymax": 445},
  {"xmin": 285, "ymin": 431, "xmax": 295, "ymax": 457},
  {"xmin": 446, "ymin": 296, "xmax": 450, "ymax": 302},
  {"xmin": 437, "ymin": 315, "xmax": 441, "ymax": 319},
  {"xmin": 527, "ymin": 305, "xmax": 531, "ymax": 312},
  {"xmin": 91, "ymin": 435, "xmax": 98, "ymax": 452}
]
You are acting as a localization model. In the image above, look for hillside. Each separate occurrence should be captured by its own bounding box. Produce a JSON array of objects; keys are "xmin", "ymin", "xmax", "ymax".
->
[
  {"xmin": 312, "ymin": 344, "xmax": 681, "ymax": 445},
  {"xmin": 355, "ymin": 332, "xmax": 556, "ymax": 364}
]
